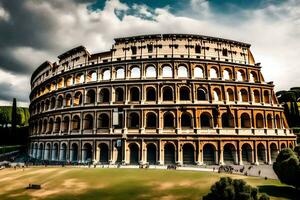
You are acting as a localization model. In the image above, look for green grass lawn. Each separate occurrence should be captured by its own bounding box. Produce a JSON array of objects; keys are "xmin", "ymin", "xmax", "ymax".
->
[{"xmin": 0, "ymin": 167, "xmax": 297, "ymax": 200}]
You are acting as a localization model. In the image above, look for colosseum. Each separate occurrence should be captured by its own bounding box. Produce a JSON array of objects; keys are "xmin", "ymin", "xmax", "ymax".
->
[{"xmin": 28, "ymin": 34, "xmax": 296, "ymax": 166}]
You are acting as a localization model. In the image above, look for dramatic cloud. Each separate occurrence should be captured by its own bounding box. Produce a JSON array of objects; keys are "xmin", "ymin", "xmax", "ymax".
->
[{"xmin": 0, "ymin": 0, "xmax": 299, "ymax": 106}]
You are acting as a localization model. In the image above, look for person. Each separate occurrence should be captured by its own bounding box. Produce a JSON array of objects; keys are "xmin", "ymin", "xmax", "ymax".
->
[{"xmin": 258, "ymin": 170, "xmax": 261, "ymax": 176}]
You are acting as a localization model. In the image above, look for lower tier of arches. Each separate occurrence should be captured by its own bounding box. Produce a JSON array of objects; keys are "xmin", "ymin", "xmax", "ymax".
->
[{"xmin": 29, "ymin": 137, "xmax": 296, "ymax": 166}]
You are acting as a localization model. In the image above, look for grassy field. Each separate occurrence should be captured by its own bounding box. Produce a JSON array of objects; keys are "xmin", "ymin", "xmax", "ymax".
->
[{"xmin": 0, "ymin": 167, "xmax": 297, "ymax": 200}]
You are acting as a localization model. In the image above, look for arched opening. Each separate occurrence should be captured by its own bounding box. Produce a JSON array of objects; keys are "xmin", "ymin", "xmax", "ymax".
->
[
  {"xmin": 250, "ymin": 71, "xmax": 258, "ymax": 82},
  {"xmin": 197, "ymin": 88, "xmax": 207, "ymax": 101},
  {"xmin": 146, "ymin": 87, "xmax": 156, "ymax": 101},
  {"xmin": 256, "ymin": 113, "xmax": 264, "ymax": 128},
  {"xmin": 50, "ymin": 97, "xmax": 56, "ymax": 109},
  {"xmin": 162, "ymin": 66, "xmax": 172, "ymax": 77},
  {"xmin": 60, "ymin": 143, "xmax": 67, "ymax": 161},
  {"xmin": 74, "ymin": 92, "xmax": 82, "ymax": 106},
  {"xmin": 45, "ymin": 99, "xmax": 50, "ymax": 111},
  {"xmin": 86, "ymin": 90, "xmax": 96, "ymax": 104},
  {"xmin": 203, "ymin": 144, "xmax": 216, "ymax": 165},
  {"xmin": 222, "ymin": 112, "xmax": 234, "ymax": 128},
  {"xmin": 210, "ymin": 68, "xmax": 218, "ymax": 79},
  {"xmin": 57, "ymin": 96, "xmax": 63, "ymax": 108},
  {"xmin": 270, "ymin": 143, "xmax": 278, "ymax": 162},
  {"xmin": 145, "ymin": 66, "xmax": 156, "ymax": 78},
  {"xmin": 240, "ymin": 89, "xmax": 248, "ymax": 102},
  {"xmin": 147, "ymin": 143, "xmax": 156, "ymax": 164},
  {"xmin": 48, "ymin": 118, "xmax": 54, "ymax": 133},
  {"xmin": 164, "ymin": 143, "xmax": 175, "ymax": 164},
  {"xmin": 194, "ymin": 66, "xmax": 204, "ymax": 78},
  {"xmin": 129, "ymin": 143, "xmax": 139, "ymax": 164},
  {"xmin": 226, "ymin": 88, "xmax": 234, "ymax": 101},
  {"xmin": 181, "ymin": 112, "xmax": 192, "ymax": 128},
  {"xmin": 115, "ymin": 88, "xmax": 124, "ymax": 102},
  {"xmin": 116, "ymin": 68, "xmax": 125, "ymax": 79},
  {"xmin": 115, "ymin": 142, "xmax": 122, "ymax": 164},
  {"xmin": 182, "ymin": 144, "xmax": 195, "ymax": 165},
  {"xmin": 130, "ymin": 87, "xmax": 140, "ymax": 101},
  {"xmin": 163, "ymin": 112, "xmax": 174, "ymax": 128},
  {"xmin": 213, "ymin": 88, "xmax": 221, "ymax": 101},
  {"xmin": 63, "ymin": 116, "xmax": 70, "ymax": 132},
  {"xmin": 84, "ymin": 114, "xmax": 93, "ymax": 130},
  {"xmin": 98, "ymin": 113, "xmax": 109, "ymax": 128},
  {"xmin": 38, "ymin": 120, "xmax": 43, "ymax": 133},
  {"xmin": 52, "ymin": 143, "xmax": 59, "ymax": 161},
  {"xmin": 178, "ymin": 65, "xmax": 188, "ymax": 78},
  {"xmin": 70, "ymin": 143, "xmax": 78, "ymax": 162},
  {"xmin": 102, "ymin": 69, "xmax": 111, "ymax": 80},
  {"xmin": 38, "ymin": 143, "xmax": 43, "ymax": 160},
  {"xmin": 99, "ymin": 143, "xmax": 109, "ymax": 164},
  {"xmin": 43, "ymin": 119, "xmax": 47, "ymax": 133},
  {"xmin": 129, "ymin": 112, "xmax": 139, "ymax": 128},
  {"xmin": 66, "ymin": 76, "xmax": 73, "ymax": 86},
  {"xmin": 180, "ymin": 87, "xmax": 190, "ymax": 100},
  {"xmin": 163, "ymin": 86, "xmax": 173, "ymax": 101},
  {"xmin": 242, "ymin": 143, "xmax": 252, "ymax": 164},
  {"xmin": 57, "ymin": 78, "xmax": 64, "ymax": 88},
  {"xmin": 200, "ymin": 113, "xmax": 212, "ymax": 128},
  {"xmin": 82, "ymin": 143, "xmax": 93, "ymax": 163},
  {"xmin": 99, "ymin": 88, "xmax": 110, "ymax": 103},
  {"xmin": 237, "ymin": 70, "xmax": 245, "ymax": 81},
  {"xmin": 264, "ymin": 90, "xmax": 270, "ymax": 104},
  {"xmin": 130, "ymin": 66, "xmax": 140, "ymax": 78},
  {"xmin": 241, "ymin": 113, "xmax": 251, "ymax": 128},
  {"xmin": 223, "ymin": 69, "xmax": 232, "ymax": 80},
  {"xmin": 65, "ymin": 94, "xmax": 72, "ymax": 107},
  {"xmin": 276, "ymin": 115, "xmax": 281, "ymax": 128},
  {"xmin": 87, "ymin": 71, "xmax": 97, "ymax": 82},
  {"xmin": 54, "ymin": 117, "xmax": 61, "ymax": 132},
  {"xmin": 146, "ymin": 112, "xmax": 157, "ymax": 128},
  {"xmin": 267, "ymin": 114, "xmax": 273, "ymax": 128},
  {"xmin": 280, "ymin": 143, "xmax": 286, "ymax": 150},
  {"xmin": 44, "ymin": 143, "xmax": 51, "ymax": 160},
  {"xmin": 257, "ymin": 143, "xmax": 266, "ymax": 164},
  {"xmin": 223, "ymin": 143, "xmax": 237, "ymax": 164},
  {"xmin": 253, "ymin": 90, "xmax": 260, "ymax": 103},
  {"xmin": 75, "ymin": 73, "xmax": 84, "ymax": 84},
  {"xmin": 72, "ymin": 115, "xmax": 80, "ymax": 130}
]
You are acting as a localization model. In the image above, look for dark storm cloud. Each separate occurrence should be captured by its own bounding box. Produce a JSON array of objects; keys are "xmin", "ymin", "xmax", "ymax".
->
[{"xmin": 0, "ymin": 82, "xmax": 29, "ymax": 102}]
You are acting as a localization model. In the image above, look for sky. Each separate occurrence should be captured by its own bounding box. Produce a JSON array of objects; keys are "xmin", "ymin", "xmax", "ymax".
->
[{"xmin": 0, "ymin": 0, "xmax": 299, "ymax": 107}]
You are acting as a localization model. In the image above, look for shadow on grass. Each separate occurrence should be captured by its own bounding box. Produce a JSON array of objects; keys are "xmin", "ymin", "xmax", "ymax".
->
[{"xmin": 258, "ymin": 185, "xmax": 299, "ymax": 200}]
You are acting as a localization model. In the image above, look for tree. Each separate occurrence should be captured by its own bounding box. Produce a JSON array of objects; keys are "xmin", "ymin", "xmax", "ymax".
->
[
  {"xmin": 11, "ymin": 98, "xmax": 17, "ymax": 133},
  {"xmin": 203, "ymin": 177, "xmax": 269, "ymax": 200},
  {"xmin": 273, "ymin": 148, "xmax": 300, "ymax": 189}
]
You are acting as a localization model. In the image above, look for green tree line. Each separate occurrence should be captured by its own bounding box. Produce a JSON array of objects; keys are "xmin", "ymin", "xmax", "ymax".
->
[{"xmin": 0, "ymin": 106, "xmax": 30, "ymax": 127}]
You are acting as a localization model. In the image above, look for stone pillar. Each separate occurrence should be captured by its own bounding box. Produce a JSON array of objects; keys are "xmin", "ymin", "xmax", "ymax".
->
[
  {"xmin": 238, "ymin": 149, "xmax": 243, "ymax": 165},
  {"xmin": 219, "ymin": 148, "xmax": 224, "ymax": 165},
  {"xmin": 197, "ymin": 141, "xmax": 203, "ymax": 165},
  {"xmin": 158, "ymin": 141, "xmax": 164, "ymax": 165},
  {"xmin": 177, "ymin": 142, "xmax": 183, "ymax": 166},
  {"xmin": 254, "ymin": 141, "xmax": 259, "ymax": 165}
]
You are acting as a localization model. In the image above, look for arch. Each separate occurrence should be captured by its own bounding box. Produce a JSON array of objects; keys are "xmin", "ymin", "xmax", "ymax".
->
[
  {"xmin": 270, "ymin": 143, "xmax": 278, "ymax": 162},
  {"xmin": 66, "ymin": 76, "xmax": 73, "ymax": 86},
  {"xmin": 74, "ymin": 92, "xmax": 82, "ymax": 106},
  {"xmin": 86, "ymin": 89, "xmax": 96, "ymax": 104},
  {"xmin": 213, "ymin": 88, "xmax": 221, "ymax": 101},
  {"xmin": 264, "ymin": 90, "xmax": 270, "ymax": 104},
  {"xmin": 57, "ymin": 95, "xmax": 63, "ymax": 108},
  {"xmin": 145, "ymin": 66, "xmax": 156, "ymax": 78},
  {"xmin": 43, "ymin": 119, "xmax": 48, "ymax": 133},
  {"xmin": 116, "ymin": 68, "xmax": 125, "ymax": 79},
  {"xmin": 63, "ymin": 116, "xmax": 70, "ymax": 132},
  {"xmin": 129, "ymin": 143, "xmax": 139, "ymax": 164},
  {"xmin": 182, "ymin": 143, "xmax": 195, "ymax": 165},
  {"xmin": 146, "ymin": 143, "xmax": 156, "ymax": 164},
  {"xmin": 267, "ymin": 114, "xmax": 273, "ymax": 128},
  {"xmin": 210, "ymin": 67, "xmax": 218, "ymax": 79},
  {"xmin": 44, "ymin": 143, "xmax": 51, "ymax": 160},
  {"xmin": 203, "ymin": 144, "xmax": 217, "ymax": 165},
  {"xmin": 99, "ymin": 88, "xmax": 110, "ymax": 103},
  {"xmin": 82, "ymin": 143, "xmax": 93, "ymax": 163},
  {"xmin": 146, "ymin": 112, "xmax": 157, "ymax": 128},
  {"xmin": 98, "ymin": 113, "xmax": 109, "ymax": 128},
  {"xmin": 99, "ymin": 143, "xmax": 109, "ymax": 164},
  {"xmin": 45, "ymin": 99, "xmax": 50, "ymax": 110},
  {"xmin": 115, "ymin": 142, "xmax": 122, "ymax": 164},
  {"xmin": 276, "ymin": 114, "xmax": 281, "ymax": 128},
  {"xmin": 227, "ymin": 88, "xmax": 234, "ymax": 101},
  {"xmin": 194, "ymin": 66, "xmax": 204, "ymax": 78},
  {"xmin": 130, "ymin": 87, "xmax": 140, "ymax": 101},
  {"xmin": 38, "ymin": 143, "xmax": 44, "ymax": 160},
  {"xmin": 178, "ymin": 65, "xmax": 188, "ymax": 78},
  {"xmin": 197, "ymin": 88, "xmax": 207, "ymax": 101},
  {"xmin": 241, "ymin": 113, "xmax": 251, "ymax": 128},
  {"xmin": 241, "ymin": 143, "xmax": 252, "ymax": 164},
  {"xmin": 38, "ymin": 120, "xmax": 43, "ymax": 133},
  {"xmin": 164, "ymin": 143, "xmax": 175, "ymax": 164},
  {"xmin": 223, "ymin": 69, "xmax": 232, "ymax": 80},
  {"xmin": 239, "ymin": 89, "xmax": 248, "ymax": 102},
  {"xmin": 180, "ymin": 86, "xmax": 190, "ymax": 100},
  {"xmin": 50, "ymin": 97, "xmax": 56, "ymax": 109},
  {"xmin": 54, "ymin": 117, "xmax": 61, "ymax": 132},
  {"xmin": 256, "ymin": 113, "xmax": 264, "ymax": 128},
  {"xmin": 162, "ymin": 65, "xmax": 173, "ymax": 78},
  {"xmin": 48, "ymin": 118, "xmax": 54, "ymax": 133},
  {"xmin": 65, "ymin": 93, "xmax": 72, "ymax": 107},
  {"xmin": 237, "ymin": 70, "xmax": 245, "ymax": 81},
  {"xmin": 87, "ymin": 71, "xmax": 97, "ymax": 82},
  {"xmin": 222, "ymin": 112, "xmax": 234, "ymax": 128},
  {"xmin": 253, "ymin": 90, "xmax": 260, "ymax": 103},
  {"xmin": 57, "ymin": 78, "xmax": 64, "ymax": 88},
  {"xmin": 130, "ymin": 66, "xmax": 140, "ymax": 78},
  {"xmin": 257, "ymin": 143, "xmax": 266, "ymax": 164},
  {"xmin": 200, "ymin": 112, "xmax": 213, "ymax": 128},
  {"xmin": 181, "ymin": 112, "xmax": 192, "ymax": 128},
  {"xmin": 70, "ymin": 143, "xmax": 78, "ymax": 162},
  {"xmin": 115, "ymin": 88, "xmax": 124, "ymax": 102},
  {"xmin": 129, "ymin": 112, "xmax": 140, "ymax": 128},
  {"xmin": 146, "ymin": 87, "xmax": 156, "ymax": 101},
  {"xmin": 84, "ymin": 114, "xmax": 94, "ymax": 130},
  {"xmin": 75, "ymin": 73, "xmax": 84, "ymax": 84},
  {"xmin": 102, "ymin": 69, "xmax": 111, "ymax": 80},
  {"xmin": 280, "ymin": 143, "xmax": 286, "ymax": 149},
  {"xmin": 72, "ymin": 115, "xmax": 80, "ymax": 131},
  {"xmin": 223, "ymin": 143, "xmax": 237, "ymax": 164},
  {"xmin": 250, "ymin": 71, "xmax": 258, "ymax": 82},
  {"xmin": 60, "ymin": 143, "xmax": 67, "ymax": 161},
  {"xmin": 52, "ymin": 143, "xmax": 59, "ymax": 161},
  {"xmin": 163, "ymin": 112, "xmax": 175, "ymax": 128},
  {"xmin": 163, "ymin": 86, "xmax": 173, "ymax": 101}
]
